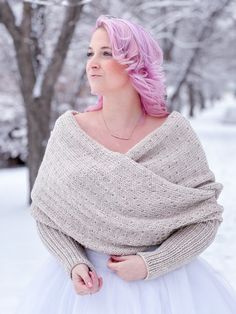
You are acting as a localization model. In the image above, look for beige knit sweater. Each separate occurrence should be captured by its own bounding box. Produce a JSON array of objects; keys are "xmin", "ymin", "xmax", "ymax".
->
[{"xmin": 30, "ymin": 110, "xmax": 224, "ymax": 280}]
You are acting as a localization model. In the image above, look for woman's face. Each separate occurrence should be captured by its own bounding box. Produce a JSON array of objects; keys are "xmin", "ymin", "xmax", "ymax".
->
[{"xmin": 86, "ymin": 27, "xmax": 130, "ymax": 96}]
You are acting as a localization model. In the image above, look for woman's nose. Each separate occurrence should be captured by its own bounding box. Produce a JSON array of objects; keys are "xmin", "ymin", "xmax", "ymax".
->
[
  {"xmin": 91, "ymin": 63, "xmax": 100, "ymax": 69},
  {"xmin": 87, "ymin": 61, "xmax": 100, "ymax": 71},
  {"xmin": 88, "ymin": 55, "xmax": 101, "ymax": 69}
]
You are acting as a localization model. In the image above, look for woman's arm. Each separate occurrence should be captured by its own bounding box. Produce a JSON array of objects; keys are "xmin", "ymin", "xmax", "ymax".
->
[
  {"xmin": 136, "ymin": 218, "xmax": 221, "ymax": 280},
  {"xmin": 36, "ymin": 221, "xmax": 96, "ymax": 279}
]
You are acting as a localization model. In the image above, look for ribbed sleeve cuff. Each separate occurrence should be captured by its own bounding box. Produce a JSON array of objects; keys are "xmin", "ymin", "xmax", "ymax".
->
[
  {"xmin": 136, "ymin": 219, "xmax": 221, "ymax": 281},
  {"xmin": 36, "ymin": 221, "xmax": 96, "ymax": 279}
]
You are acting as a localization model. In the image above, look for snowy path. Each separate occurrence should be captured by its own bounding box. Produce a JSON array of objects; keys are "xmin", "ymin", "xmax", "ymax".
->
[{"xmin": 0, "ymin": 105, "xmax": 236, "ymax": 314}]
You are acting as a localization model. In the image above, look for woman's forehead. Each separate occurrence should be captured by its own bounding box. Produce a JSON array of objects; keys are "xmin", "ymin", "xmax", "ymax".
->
[{"xmin": 89, "ymin": 28, "xmax": 110, "ymax": 45}]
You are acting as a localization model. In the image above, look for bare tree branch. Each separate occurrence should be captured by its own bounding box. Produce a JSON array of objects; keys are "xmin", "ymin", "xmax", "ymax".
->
[
  {"xmin": 170, "ymin": 0, "xmax": 232, "ymax": 105},
  {"xmin": 69, "ymin": 67, "xmax": 87, "ymax": 108},
  {"xmin": 0, "ymin": 1, "xmax": 36, "ymax": 100},
  {"xmin": 30, "ymin": 5, "xmax": 45, "ymax": 74},
  {"xmin": 40, "ymin": 0, "xmax": 83, "ymax": 100},
  {"xmin": 16, "ymin": 2, "xmax": 36, "ymax": 100},
  {"xmin": 23, "ymin": 0, "xmax": 91, "ymax": 7},
  {"xmin": 0, "ymin": 1, "xmax": 20, "ymax": 41}
]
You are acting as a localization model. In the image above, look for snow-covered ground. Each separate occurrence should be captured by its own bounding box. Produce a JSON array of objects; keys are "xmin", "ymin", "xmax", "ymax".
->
[
  {"xmin": 0, "ymin": 100, "xmax": 236, "ymax": 314},
  {"xmin": 0, "ymin": 167, "xmax": 49, "ymax": 314}
]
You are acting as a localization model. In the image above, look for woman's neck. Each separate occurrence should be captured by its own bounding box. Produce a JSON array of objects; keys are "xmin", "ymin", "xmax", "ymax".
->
[{"xmin": 101, "ymin": 91, "xmax": 145, "ymax": 130}]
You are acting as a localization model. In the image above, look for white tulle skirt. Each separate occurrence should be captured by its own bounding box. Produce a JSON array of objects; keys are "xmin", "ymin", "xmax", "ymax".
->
[{"xmin": 15, "ymin": 247, "xmax": 236, "ymax": 314}]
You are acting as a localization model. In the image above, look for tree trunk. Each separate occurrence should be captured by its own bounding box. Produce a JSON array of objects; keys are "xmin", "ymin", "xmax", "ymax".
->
[
  {"xmin": 187, "ymin": 83, "xmax": 195, "ymax": 117},
  {"xmin": 198, "ymin": 89, "xmax": 206, "ymax": 110},
  {"xmin": 26, "ymin": 99, "xmax": 51, "ymax": 201}
]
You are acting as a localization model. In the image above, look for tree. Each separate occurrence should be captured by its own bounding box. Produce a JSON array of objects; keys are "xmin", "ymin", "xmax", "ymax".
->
[
  {"xmin": 0, "ymin": 0, "xmax": 85, "ymax": 199},
  {"xmin": 136, "ymin": 0, "xmax": 235, "ymax": 116}
]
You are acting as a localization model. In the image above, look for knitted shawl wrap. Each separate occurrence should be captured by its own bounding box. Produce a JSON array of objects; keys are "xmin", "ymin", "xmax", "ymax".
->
[{"xmin": 30, "ymin": 110, "xmax": 223, "ymax": 279}]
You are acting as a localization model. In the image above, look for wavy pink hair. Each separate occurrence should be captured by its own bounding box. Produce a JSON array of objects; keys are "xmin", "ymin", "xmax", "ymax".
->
[{"xmin": 85, "ymin": 15, "xmax": 169, "ymax": 117}]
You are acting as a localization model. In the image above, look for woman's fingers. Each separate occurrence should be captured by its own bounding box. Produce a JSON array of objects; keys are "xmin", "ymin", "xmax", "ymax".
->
[
  {"xmin": 74, "ymin": 276, "xmax": 92, "ymax": 294},
  {"xmin": 98, "ymin": 276, "xmax": 103, "ymax": 289},
  {"xmin": 71, "ymin": 264, "xmax": 103, "ymax": 295},
  {"xmin": 89, "ymin": 270, "xmax": 100, "ymax": 291}
]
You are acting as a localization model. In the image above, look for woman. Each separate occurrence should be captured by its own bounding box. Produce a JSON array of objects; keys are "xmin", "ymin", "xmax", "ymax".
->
[{"xmin": 16, "ymin": 15, "xmax": 236, "ymax": 314}]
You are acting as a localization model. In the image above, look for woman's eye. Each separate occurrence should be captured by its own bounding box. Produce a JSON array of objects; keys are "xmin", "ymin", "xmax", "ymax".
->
[
  {"xmin": 103, "ymin": 52, "xmax": 112, "ymax": 56},
  {"xmin": 86, "ymin": 51, "xmax": 112, "ymax": 57}
]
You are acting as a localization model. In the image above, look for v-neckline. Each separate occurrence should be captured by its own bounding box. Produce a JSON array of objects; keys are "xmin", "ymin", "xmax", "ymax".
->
[{"xmin": 67, "ymin": 109, "xmax": 179, "ymax": 156}]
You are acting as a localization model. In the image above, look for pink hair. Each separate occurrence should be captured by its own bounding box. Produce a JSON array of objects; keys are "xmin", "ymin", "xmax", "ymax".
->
[{"xmin": 85, "ymin": 15, "xmax": 169, "ymax": 117}]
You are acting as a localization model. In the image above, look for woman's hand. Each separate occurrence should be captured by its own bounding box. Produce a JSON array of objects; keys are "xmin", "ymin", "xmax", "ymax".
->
[
  {"xmin": 71, "ymin": 263, "xmax": 103, "ymax": 295},
  {"xmin": 107, "ymin": 254, "xmax": 147, "ymax": 281}
]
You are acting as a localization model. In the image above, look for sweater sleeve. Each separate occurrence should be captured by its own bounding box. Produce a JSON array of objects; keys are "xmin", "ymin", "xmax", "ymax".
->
[
  {"xmin": 36, "ymin": 221, "xmax": 96, "ymax": 279},
  {"xmin": 136, "ymin": 219, "xmax": 221, "ymax": 281}
]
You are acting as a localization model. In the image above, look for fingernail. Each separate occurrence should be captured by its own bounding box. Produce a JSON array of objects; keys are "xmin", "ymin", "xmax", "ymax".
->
[{"xmin": 87, "ymin": 282, "xmax": 92, "ymax": 287}]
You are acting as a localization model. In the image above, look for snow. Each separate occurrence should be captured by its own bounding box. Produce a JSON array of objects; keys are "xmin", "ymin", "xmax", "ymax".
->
[
  {"xmin": 0, "ymin": 167, "xmax": 48, "ymax": 314},
  {"xmin": 32, "ymin": 70, "xmax": 45, "ymax": 99},
  {"xmin": 0, "ymin": 99, "xmax": 236, "ymax": 314},
  {"xmin": 23, "ymin": 0, "xmax": 91, "ymax": 6}
]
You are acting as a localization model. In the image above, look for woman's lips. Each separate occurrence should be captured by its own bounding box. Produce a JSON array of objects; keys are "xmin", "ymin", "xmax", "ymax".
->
[{"xmin": 90, "ymin": 75, "xmax": 102, "ymax": 79}]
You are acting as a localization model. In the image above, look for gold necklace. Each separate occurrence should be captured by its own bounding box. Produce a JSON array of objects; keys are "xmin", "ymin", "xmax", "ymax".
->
[{"xmin": 101, "ymin": 109, "xmax": 145, "ymax": 140}]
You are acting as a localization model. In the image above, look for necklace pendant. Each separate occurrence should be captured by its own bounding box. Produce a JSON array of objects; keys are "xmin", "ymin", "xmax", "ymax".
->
[
  {"xmin": 110, "ymin": 133, "xmax": 130, "ymax": 140},
  {"xmin": 101, "ymin": 109, "xmax": 145, "ymax": 141}
]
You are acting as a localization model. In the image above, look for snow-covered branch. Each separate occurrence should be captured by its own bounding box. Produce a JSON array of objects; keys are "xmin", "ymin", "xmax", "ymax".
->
[
  {"xmin": 23, "ymin": 0, "xmax": 91, "ymax": 7},
  {"xmin": 0, "ymin": 1, "xmax": 20, "ymax": 41},
  {"xmin": 139, "ymin": 1, "xmax": 192, "ymax": 10},
  {"xmin": 169, "ymin": 0, "xmax": 233, "ymax": 105},
  {"xmin": 39, "ymin": 1, "xmax": 84, "ymax": 98}
]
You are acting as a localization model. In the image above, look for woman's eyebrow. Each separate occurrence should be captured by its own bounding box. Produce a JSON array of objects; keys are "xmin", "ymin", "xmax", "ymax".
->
[{"xmin": 88, "ymin": 46, "xmax": 112, "ymax": 50}]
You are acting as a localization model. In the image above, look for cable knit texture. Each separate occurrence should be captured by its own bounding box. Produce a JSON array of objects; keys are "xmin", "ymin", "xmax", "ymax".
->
[{"xmin": 30, "ymin": 109, "xmax": 224, "ymax": 280}]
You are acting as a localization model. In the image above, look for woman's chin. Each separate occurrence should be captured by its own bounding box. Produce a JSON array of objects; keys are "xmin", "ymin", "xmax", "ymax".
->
[
  {"xmin": 90, "ymin": 88, "xmax": 105, "ymax": 96},
  {"xmin": 91, "ymin": 90, "xmax": 102, "ymax": 96}
]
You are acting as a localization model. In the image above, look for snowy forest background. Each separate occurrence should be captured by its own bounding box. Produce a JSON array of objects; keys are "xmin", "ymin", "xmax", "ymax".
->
[
  {"xmin": 0, "ymin": 0, "xmax": 235, "ymax": 190},
  {"xmin": 0, "ymin": 1, "xmax": 236, "ymax": 313}
]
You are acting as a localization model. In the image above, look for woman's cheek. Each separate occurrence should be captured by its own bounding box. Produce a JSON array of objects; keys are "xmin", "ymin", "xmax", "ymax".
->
[{"xmin": 106, "ymin": 60, "xmax": 126, "ymax": 75}]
